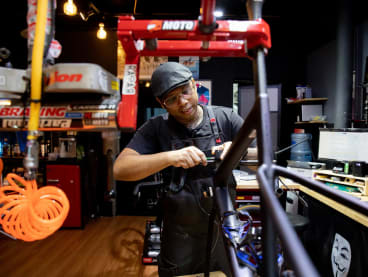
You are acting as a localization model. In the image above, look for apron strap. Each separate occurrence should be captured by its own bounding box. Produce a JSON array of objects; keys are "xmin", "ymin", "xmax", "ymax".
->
[{"xmin": 207, "ymin": 106, "xmax": 222, "ymax": 145}]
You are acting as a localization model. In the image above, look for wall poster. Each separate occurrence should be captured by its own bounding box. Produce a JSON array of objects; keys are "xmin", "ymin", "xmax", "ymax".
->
[
  {"xmin": 117, "ymin": 41, "xmax": 168, "ymax": 80},
  {"xmin": 179, "ymin": 56, "xmax": 199, "ymax": 79},
  {"xmin": 196, "ymin": 80, "xmax": 211, "ymax": 105}
]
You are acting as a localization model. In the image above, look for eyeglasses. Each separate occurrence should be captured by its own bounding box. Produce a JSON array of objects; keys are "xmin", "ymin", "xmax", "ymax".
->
[{"xmin": 163, "ymin": 85, "xmax": 194, "ymax": 107}]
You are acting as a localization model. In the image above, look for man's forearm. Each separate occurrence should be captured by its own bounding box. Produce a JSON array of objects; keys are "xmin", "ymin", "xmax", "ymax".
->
[{"xmin": 113, "ymin": 149, "xmax": 172, "ymax": 181}]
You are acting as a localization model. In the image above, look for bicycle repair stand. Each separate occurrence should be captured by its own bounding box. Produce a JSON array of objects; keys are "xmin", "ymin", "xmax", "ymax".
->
[
  {"xmin": 133, "ymin": 176, "xmax": 163, "ymax": 265},
  {"xmin": 142, "ymin": 220, "xmax": 161, "ymax": 265},
  {"xmin": 117, "ymin": 0, "xmax": 368, "ymax": 276}
]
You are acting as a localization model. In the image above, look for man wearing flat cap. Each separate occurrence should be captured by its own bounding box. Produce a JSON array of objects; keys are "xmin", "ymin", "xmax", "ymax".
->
[{"xmin": 114, "ymin": 62, "xmax": 250, "ymax": 276}]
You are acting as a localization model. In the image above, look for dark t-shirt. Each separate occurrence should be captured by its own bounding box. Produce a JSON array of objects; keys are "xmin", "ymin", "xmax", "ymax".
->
[{"xmin": 126, "ymin": 105, "xmax": 244, "ymax": 154}]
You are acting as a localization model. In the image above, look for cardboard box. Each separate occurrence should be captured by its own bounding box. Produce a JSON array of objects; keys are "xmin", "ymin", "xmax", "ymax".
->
[{"xmin": 301, "ymin": 104, "xmax": 323, "ymax": 121}]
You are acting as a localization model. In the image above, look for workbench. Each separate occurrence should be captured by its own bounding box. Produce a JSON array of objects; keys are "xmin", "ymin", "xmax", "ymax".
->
[{"xmin": 236, "ymin": 177, "xmax": 368, "ymax": 276}]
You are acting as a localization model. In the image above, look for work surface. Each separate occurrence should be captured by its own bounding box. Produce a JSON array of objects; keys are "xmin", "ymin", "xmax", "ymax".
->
[{"xmin": 236, "ymin": 177, "xmax": 368, "ymax": 228}]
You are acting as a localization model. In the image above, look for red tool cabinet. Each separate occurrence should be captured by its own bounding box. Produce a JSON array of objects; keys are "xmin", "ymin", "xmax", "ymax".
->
[{"xmin": 46, "ymin": 164, "xmax": 82, "ymax": 228}]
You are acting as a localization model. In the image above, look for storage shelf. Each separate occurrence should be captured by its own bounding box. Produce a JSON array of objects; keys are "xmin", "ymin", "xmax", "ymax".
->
[
  {"xmin": 287, "ymin": 97, "xmax": 328, "ymax": 104},
  {"xmin": 313, "ymin": 169, "xmax": 368, "ymax": 196},
  {"xmin": 315, "ymin": 169, "xmax": 367, "ymax": 181},
  {"xmin": 294, "ymin": 121, "xmax": 328, "ymax": 125},
  {"xmin": 314, "ymin": 176, "xmax": 364, "ymax": 189}
]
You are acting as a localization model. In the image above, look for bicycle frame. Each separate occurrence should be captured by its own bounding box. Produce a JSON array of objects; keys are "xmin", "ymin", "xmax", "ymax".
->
[{"xmin": 211, "ymin": 1, "xmax": 368, "ymax": 277}]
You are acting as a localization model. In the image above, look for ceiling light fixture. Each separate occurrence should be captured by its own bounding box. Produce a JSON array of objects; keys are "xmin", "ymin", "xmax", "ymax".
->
[
  {"xmin": 97, "ymin": 23, "xmax": 107, "ymax": 40},
  {"xmin": 79, "ymin": 11, "xmax": 95, "ymax": 21},
  {"xmin": 79, "ymin": 12, "xmax": 86, "ymax": 20},
  {"xmin": 80, "ymin": 3, "xmax": 100, "ymax": 21},
  {"xmin": 64, "ymin": 0, "xmax": 77, "ymax": 16},
  {"xmin": 214, "ymin": 10, "xmax": 223, "ymax": 17}
]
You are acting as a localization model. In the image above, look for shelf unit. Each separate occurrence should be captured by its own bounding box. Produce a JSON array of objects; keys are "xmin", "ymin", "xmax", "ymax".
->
[
  {"xmin": 313, "ymin": 169, "xmax": 368, "ymax": 197},
  {"xmin": 294, "ymin": 121, "xmax": 328, "ymax": 125},
  {"xmin": 287, "ymin": 97, "xmax": 328, "ymax": 124},
  {"xmin": 283, "ymin": 98, "xmax": 331, "ymax": 160},
  {"xmin": 287, "ymin": 97, "xmax": 328, "ymax": 105}
]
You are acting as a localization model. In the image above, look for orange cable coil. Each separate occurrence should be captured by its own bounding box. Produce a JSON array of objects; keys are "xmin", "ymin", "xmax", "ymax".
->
[{"xmin": 0, "ymin": 173, "xmax": 70, "ymax": 241}]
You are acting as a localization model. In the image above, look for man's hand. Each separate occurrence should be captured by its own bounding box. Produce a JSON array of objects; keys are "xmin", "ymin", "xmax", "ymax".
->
[
  {"xmin": 211, "ymin": 141, "xmax": 232, "ymax": 160},
  {"xmin": 169, "ymin": 146, "xmax": 207, "ymax": 168}
]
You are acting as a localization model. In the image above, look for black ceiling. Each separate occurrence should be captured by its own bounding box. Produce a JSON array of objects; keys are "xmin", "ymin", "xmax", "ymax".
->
[
  {"xmin": 52, "ymin": 0, "xmax": 367, "ymax": 51},
  {"xmin": 2, "ymin": 0, "xmax": 368, "ymax": 66},
  {"xmin": 3, "ymin": 1, "xmax": 368, "ymax": 35},
  {"xmin": 53, "ymin": 0, "xmax": 282, "ymax": 31},
  {"xmin": 3, "ymin": 1, "xmax": 367, "ymax": 38},
  {"xmin": 3, "ymin": 1, "xmax": 368, "ymax": 31}
]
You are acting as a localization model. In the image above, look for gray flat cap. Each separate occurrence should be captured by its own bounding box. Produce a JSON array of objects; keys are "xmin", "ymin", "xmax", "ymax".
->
[{"xmin": 151, "ymin": 62, "xmax": 192, "ymax": 98}]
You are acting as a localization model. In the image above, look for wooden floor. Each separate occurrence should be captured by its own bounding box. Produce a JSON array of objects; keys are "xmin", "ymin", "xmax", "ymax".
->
[{"xmin": 0, "ymin": 216, "xmax": 159, "ymax": 277}]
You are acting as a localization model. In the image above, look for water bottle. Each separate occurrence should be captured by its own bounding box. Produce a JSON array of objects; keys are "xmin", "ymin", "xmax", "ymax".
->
[{"xmin": 290, "ymin": 133, "xmax": 313, "ymax": 162}]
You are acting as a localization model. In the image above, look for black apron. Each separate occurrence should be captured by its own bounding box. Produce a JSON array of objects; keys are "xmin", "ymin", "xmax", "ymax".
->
[{"xmin": 158, "ymin": 106, "xmax": 232, "ymax": 277}]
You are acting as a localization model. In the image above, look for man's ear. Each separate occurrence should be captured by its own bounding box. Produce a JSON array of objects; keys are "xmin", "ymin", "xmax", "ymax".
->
[
  {"xmin": 191, "ymin": 78, "xmax": 197, "ymax": 92},
  {"xmin": 156, "ymin": 97, "xmax": 165, "ymax": 109}
]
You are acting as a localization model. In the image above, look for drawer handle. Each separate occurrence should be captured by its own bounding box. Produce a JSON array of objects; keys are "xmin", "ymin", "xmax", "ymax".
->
[{"xmin": 47, "ymin": 179, "xmax": 60, "ymax": 183}]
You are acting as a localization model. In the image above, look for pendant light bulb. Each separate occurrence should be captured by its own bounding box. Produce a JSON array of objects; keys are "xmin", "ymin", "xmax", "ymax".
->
[
  {"xmin": 97, "ymin": 23, "xmax": 107, "ymax": 40},
  {"xmin": 64, "ymin": 0, "xmax": 77, "ymax": 16}
]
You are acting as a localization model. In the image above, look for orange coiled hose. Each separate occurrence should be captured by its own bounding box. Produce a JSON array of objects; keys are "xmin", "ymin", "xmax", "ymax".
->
[{"xmin": 0, "ymin": 172, "xmax": 69, "ymax": 241}]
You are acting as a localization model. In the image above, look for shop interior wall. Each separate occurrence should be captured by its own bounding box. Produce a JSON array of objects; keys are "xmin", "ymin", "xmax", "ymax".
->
[
  {"xmin": 306, "ymin": 20, "xmax": 368, "ymax": 127},
  {"xmin": 353, "ymin": 19, "xmax": 368, "ymax": 122},
  {"xmin": 307, "ymin": 41, "xmax": 337, "ymax": 125}
]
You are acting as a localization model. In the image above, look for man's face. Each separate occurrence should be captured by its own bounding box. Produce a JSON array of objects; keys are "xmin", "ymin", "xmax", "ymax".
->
[{"xmin": 160, "ymin": 80, "xmax": 199, "ymax": 125}]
